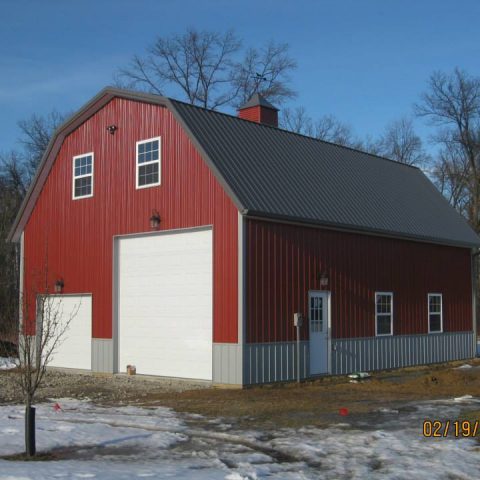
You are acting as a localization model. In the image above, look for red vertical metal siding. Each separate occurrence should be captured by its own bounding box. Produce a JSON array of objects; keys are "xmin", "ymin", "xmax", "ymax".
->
[
  {"xmin": 23, "ymin": 98, "xmax": 238, "ymax": 342},
  {"xmin": 246, "ymin": 219, "xmax": 472, "ymax": 342}
]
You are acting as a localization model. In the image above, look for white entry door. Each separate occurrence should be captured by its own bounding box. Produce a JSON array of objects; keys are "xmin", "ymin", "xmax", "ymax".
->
[
  {"xmin": 309, "ymin": 291, "xmax": 329, "ymax": 375},
  {"xmin": 117, "ymin": 228, "xmax": 213, "ymax": 380}
]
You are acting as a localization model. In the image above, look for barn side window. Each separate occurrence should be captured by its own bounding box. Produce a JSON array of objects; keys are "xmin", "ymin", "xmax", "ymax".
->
[
  {"xmin": 428, "ymin": 294, "xmax": 443, "ymax": 333},
  {"xmin": 136, "ymin": 137, "xmax": 161, "ymax": 189},
  {"xmin": 375, "ymin": 292, "xmax": 393, "ymax": 336},
  {"xmin": 72, "ymin": 153, "xmax": 94, "ymax": 199}
]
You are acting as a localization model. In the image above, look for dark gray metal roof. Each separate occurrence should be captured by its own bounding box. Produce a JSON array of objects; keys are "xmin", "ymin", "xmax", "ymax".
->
[
  {"xmin": 8, "ymin": 87, "xmax": 479, "ymax": 248},
  {"xmin": 239, "ymin": 93, "xmax": 279, "ymax": 111},
  {"xmin": 170, "ymin": 99, "xmax": 480, "ymax": 248}
]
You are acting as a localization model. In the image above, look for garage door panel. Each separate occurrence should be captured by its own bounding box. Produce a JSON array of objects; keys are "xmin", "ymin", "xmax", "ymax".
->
[
  {"xmin": 46, "ymin": 295, "xmax": 92, "ymax": 370},
  {"xmin": 119, "ymin": 300, "xmax": 211, "ymax": 319},
  {"xmin": 118, "ymin": 229, "xmax": 213, "ymax": 380},
  {"xmin": 119, "ymin": 274, "xmax": 212, "ymax": 288}
]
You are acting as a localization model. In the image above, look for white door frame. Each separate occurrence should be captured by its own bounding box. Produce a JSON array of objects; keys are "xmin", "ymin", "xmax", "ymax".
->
[
  {"xmin": 308, "ymin": 290, "xmax": 331, "ymax": 375},
  {"xmin": 112, "ymin": 225, "xmax": 214, "ymax": 376}
]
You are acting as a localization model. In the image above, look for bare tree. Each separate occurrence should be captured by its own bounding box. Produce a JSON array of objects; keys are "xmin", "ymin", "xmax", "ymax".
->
[
  {"xmin": 377, "ymin": 117, "xmax": 430, "ymax": 167},
  {"xmin": 17, "ymin": 110, "xmax": 66, "ymax": 179},
  {"xmin": 0, "ymin": 154, "xmax": 26, "ymax": 342},
  {"xmin": 116, "ymin": 28, "xmax": 297, "ymax": 110},
  {"xmin": 358, "ymin": 135, "xmax": 384, "ymax": 156},
  {"xmin": 231, "ymin": 41, "xmax": 297, "ymax": 107},
  {"xmin": 0, "ymin": 111, "xmax": 66, "ymax": 343},
  {"xmin": 1, "ymin": 151, "xmax": 29, "ymax": 197},
  {"xmin": 280, "ymin": 106, "xmax": 312, "ymax": 135},
  {"xmin": 280, "ymin": 107, "xmax": 358, "ymax": 147},
  {"xmin": 0, "ymin": 265, "xmax": 78, "ymax": 457},
  {"xmin": 313, "ymin": 115, "xmax": 358, "ymax": 147},
  {"xmin": 416, "ymin": 68, "xmax": 480, "ymax": 230},
  {"xmin": 431, "ymin": 142, "xmax": 470, "ymax": 215},
  {"xmin": 281, "ymin": 108, "xmax": 428, "ymax": 163}
]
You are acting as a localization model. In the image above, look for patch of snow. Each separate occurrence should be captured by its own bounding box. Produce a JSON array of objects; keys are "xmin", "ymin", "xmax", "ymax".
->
[
  {"xmin": 376, "ymin": 407, "xmax": 399, "ymax": 414},
  {"xmin": 0, "ymin": 396, "xmax": 479, "ymax": 479},
  {"xmin": 0, "ymin": 357, "xmax": 18, "ymax": 370},
  {"xmin": 348, "ymin": 372, "xmax": 371, "ymax": 379},
  {"xmin": 453, "ymin": 394, "xmax": 474, "ymax": 402},
  {"xmin": 455, "ymin": 364, "xmax": 473, "ymax": 369},
  {"xmin": 224, "ymin": 474, "xmax": 247, "ymax": 480}
]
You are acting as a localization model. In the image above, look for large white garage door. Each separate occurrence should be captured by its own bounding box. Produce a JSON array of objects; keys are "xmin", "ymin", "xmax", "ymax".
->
[
  {"xmin": 46, "ymin": 295, "xmax": 92, "ymax": 370},
  {"xmin": 117, "ymin": 228, "xmax": 213, "ymax": 380}
]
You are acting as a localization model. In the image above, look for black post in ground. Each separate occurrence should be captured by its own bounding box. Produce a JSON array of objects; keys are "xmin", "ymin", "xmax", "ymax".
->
[{"xmin": 25, "ymin": 406, "xmax": 36, "ymax": 456}]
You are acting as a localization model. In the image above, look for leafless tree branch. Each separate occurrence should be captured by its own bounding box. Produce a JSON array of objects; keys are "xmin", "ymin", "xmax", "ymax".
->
[
  {"xmin": 116, "ymin": 28, "xmax": 297, "ymax": 110},
  {"xmin": 376, "ymin": 117, "xmax": 431, "ymax": 167},
  {"xmin": 416, "ymin": 68, "xmax": 480, "ymax": 230},
  {"xmin": 280, "ymin": 107, "xmax": 359, "ymax": 147}
]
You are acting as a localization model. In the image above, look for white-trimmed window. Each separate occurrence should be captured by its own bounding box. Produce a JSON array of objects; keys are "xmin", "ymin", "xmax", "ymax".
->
[
  {"xmin": 136, "ymin": 137, "xmax": 161, "ymax": 189},
  {"xmin": 428, "ymin": 294, "xmax": 443, "ymax": 333},
  {"xmin": 72, "ymin": 153, "xmax": 94, "ymax": 199},
  {"xmin": 375, "ymin": 292, "xmax": 393, "ymax": 336}
]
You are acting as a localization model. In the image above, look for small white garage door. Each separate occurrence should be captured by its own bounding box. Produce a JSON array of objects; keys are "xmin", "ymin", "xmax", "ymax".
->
[
  {"xmin": 45, "ymin": 295, "xmax": 92, "ymax": 370},
  {"xmin": 117, "ymin": 228, "xmax": 213, "ymax": 380}
]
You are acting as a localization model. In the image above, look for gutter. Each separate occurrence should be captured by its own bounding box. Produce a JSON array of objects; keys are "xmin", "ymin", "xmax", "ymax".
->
[
  {"xmin": 244, "ymin": 210, "xmax": 480, "ymax": 250},
  {"xmin": 472, "ymin": 248, "xmax": 480, "ymax": 353}
]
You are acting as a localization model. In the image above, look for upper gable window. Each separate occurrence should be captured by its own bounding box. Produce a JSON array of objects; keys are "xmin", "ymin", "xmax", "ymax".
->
[
  {"xmin": 72, "ymin": 153, "xmax": 94, "ymax": 199},
  {"xmin": 136, "ymin": 137, "xmax": 161, "ymax": 189}
]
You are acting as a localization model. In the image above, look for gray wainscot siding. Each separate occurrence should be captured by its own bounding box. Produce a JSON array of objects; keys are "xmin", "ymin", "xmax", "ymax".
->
[
  {"xmin": 243, "ymin": 332, "xmax": 474, "ymax": 385},
  {"xmin": 331, "ymin": 331, "xmax": 475, "ymax": 375},
  {"xmin": 92, "ymin": 338, "xmax": 114, "ymax": 373},
  {"xmin": 213, "ymin": 343, "xmax": 243, "ymax": 385},
  {"xmin": 244, "ymin": 341, "xmax": 309, "ymax": 385}
]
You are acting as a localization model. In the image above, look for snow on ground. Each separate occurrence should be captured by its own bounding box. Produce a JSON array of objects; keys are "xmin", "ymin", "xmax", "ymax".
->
[
  {"xmin": 0, "ymin": 357, "xmax": 18, "ymax": 370},
  {"xmin": 0, "ymin": 397, "xmax": 479, "ymax": 479}
]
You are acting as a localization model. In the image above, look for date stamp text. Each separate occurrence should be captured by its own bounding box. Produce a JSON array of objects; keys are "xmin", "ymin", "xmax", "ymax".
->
[{"xmin": 423, "ymin": 419, "xmax": 479, "ymax": 438}]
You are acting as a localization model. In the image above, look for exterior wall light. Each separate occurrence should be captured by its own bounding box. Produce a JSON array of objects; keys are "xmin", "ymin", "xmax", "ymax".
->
[
  {"xmin": 319, "ymin": 272, "xmax": 329, "ymax": 287},
  {"xmin": 150, "ymin": 210, "xmax": 161, "ymax": 230},
  {"xmin": 54, "ymin": 279, "xmax": 64, "ymax": 294},
  {"xmin": 106, "ymin": 125, "xmax": 118, "ymax": 135}
]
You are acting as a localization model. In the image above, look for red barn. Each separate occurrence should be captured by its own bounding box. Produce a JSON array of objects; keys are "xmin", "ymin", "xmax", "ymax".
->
[{"xmin": 8, "ymin": 88, "xmax": 479, "ymax": 385}]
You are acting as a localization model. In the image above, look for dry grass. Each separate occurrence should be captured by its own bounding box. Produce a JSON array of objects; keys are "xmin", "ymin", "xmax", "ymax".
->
[
  {"xmin": 2, "ymin": 358, "xmax": 479, "ymax": 429},
  {"xmin": 1, "ymin": 451, "xmax": 60, "ymax": 462},
  {"xmin": 136, "ymin": 359, "xmax": 480, "ymax": 428}
]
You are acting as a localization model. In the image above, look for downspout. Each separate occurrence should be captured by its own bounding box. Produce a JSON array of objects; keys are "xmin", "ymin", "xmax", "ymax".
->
[{"xmin": 471, "ymin": 248, "xmax": 479, "ymax": 356}]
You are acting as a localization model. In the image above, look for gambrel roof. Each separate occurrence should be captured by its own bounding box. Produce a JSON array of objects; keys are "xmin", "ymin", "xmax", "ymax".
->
[{"xmin": 8, "ymin": 87, "xmax": 480, "ymax": 248}]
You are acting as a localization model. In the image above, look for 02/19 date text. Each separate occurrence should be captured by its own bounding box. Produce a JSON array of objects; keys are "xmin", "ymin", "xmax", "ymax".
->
[{"xmin": 423, "ymin": 420, "xmax": 479, "ymax": 438}]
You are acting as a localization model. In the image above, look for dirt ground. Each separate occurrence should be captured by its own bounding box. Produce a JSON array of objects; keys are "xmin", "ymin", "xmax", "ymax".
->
[{"xmin": 1, "ymin": 359, "xmax": 480, "ymax": 429}]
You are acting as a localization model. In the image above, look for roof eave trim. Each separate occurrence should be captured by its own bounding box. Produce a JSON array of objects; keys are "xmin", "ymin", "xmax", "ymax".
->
[{"xmin": 244, "ymin": 210, "xmax": 480, "ymax": 249}]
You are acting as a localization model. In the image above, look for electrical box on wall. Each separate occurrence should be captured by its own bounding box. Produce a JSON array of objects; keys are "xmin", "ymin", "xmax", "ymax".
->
[{"xmin": 294, "ymin": 312, "xmax": 304, "ymax": 327}]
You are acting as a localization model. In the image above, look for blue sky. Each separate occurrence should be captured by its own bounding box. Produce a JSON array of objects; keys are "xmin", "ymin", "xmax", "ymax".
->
[{"xmin": 1, "ymin": 0, "xmax": 479, "ymax": 154}]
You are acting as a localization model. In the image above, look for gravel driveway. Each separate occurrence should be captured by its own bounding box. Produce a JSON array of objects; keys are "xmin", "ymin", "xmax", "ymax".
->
[{"xmin": 0, "ymin": 369, "xmax": 210, "ymax": 405}]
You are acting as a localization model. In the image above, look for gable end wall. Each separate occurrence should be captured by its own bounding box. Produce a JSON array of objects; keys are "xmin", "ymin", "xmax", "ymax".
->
[{"xmin": 23, "ymin": 97, "xmax": 239, "ymax": 343}]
